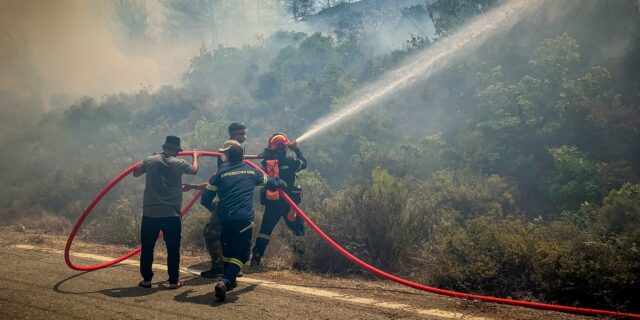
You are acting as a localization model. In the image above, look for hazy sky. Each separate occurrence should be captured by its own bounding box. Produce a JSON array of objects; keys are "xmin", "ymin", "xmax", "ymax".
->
[{"xmin": 0, "ymin": 0, "xmax": 301, "ymax": 111}]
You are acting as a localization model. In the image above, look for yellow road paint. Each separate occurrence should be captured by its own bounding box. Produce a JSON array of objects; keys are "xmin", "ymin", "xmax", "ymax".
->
[{"xmin": 14, "ymin": 244, "xmax": 491, "ymax": 320}]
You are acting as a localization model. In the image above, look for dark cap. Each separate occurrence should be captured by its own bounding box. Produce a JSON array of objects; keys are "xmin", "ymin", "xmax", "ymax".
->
[{"xmin": 162, "ymin": 136, "xmax": 183, "ymax": 151}]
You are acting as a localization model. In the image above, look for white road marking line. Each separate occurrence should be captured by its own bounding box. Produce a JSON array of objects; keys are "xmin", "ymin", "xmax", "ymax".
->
[{"xmin": 14, "ymin": 244, "xmax": 491, "ymax": 320}]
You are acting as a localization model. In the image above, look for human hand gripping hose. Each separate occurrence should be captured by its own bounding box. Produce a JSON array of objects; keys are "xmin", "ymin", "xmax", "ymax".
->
[
  {"xmin": 63, "ymin": 151, "xmax": 221, "ymax": 271},
  {"xmin": 65, "ymin": 150, "xmax": 640, "ymax": 319}
]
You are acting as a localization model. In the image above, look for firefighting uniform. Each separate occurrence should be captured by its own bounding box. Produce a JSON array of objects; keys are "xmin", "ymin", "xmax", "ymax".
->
[
  {"xmin": 252, "ymin": 147, "xmax": 307, "ymax": 266},
  {"xmin": 201, "ymin": 161, "xmax": 281, "ymax": 289}
]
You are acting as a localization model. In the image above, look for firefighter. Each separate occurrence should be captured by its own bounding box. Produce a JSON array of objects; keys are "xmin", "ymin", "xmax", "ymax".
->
[
  {"xmin": 251, "ymin": 132, "xmax": 307, "ymax": 270},
  {"xmin": 200, "ymin": 140, "xmax": 285, "ymax": 301},
  {"xmin": 183, "ymin": 123, "xmax": 247, "ymax": 279}
]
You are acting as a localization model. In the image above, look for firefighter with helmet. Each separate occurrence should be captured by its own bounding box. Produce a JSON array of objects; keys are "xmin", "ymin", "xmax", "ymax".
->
[{"xmin": 251, "ymin": 132, "xmax": 308, "ymax": 269}]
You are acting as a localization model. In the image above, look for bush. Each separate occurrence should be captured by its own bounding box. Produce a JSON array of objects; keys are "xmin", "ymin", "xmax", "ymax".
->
[
  {"xmin": 424, "ymin": 215, "xmax": 538, "ymax": 297},
  {"xmin": 416, "ymin": 184, "xmax": 640, "ymax": 312},
  {"xmin": 307, "ymin": 169, "xmax": 639, "ymax": 312},
  {"xmin": 307, "ymin": 168, "xmax": 518, "ymax": 273}
]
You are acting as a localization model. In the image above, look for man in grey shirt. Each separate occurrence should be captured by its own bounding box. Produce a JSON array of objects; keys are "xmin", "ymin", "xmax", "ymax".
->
[{"xmin": 133, "ymin": 136, "xmax": 199, "ymax": 289}]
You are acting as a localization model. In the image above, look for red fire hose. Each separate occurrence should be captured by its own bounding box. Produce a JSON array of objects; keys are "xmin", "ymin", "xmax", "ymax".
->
[
  {"xmin": 64, "ymin": 151, "xmax": 220, "ymax": 271},
  {"xmin": 277, "ymin": 189, "xmax": 640, "ymax": 319},
  {"xmin": 65, "ymin": 151, "xmax": 640, "ymax": 318}
]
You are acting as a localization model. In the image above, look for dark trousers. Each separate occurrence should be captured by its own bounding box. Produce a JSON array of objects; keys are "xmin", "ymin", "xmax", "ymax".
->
[
  {"xmin": 252, "ymin": 199, "xmax": 305, "ymax": 263},
  {"xmin": 140, "ymin": 216, "xmax": 182, "ymax": 283},
  {"xmin": 220, "ymin": 219, "xmax": 253, "ymax": 288}
]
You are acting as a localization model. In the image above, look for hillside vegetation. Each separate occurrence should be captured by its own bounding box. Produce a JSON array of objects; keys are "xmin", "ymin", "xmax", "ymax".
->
[{"xmin": 1, "ymin": 0, "xmax": 638, "ymax": 312}]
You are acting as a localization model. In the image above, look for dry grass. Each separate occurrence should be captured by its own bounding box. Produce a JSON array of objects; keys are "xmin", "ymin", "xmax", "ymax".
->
[{"xmin": 14, "ymin": 210, "xmax": 72, "ymax": 235}]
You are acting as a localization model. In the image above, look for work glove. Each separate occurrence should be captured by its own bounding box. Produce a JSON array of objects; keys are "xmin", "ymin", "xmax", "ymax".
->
[
  {"xmin": 287, "ymin": 208, "xmax": 297, "ymax": 222},
  {"xmin": 266, "ymin": 178, "xmax": 287, "ymax": 191}
]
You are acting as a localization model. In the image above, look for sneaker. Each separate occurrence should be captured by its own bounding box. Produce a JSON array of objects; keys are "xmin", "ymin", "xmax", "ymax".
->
[
  {"xmin": 168, "ymin": 280, "xmax": 184, "ymax": 290},
  {"xmin": 138, "ymin": 280, "xmax": 152, "ymax": 288},
  {"xmin": 214, "ymin": 281, "xmax": 227, "ymax": 302},
  {"xmin": 200, "ymin": 268, "xmax": 224, "ymax": 279}
]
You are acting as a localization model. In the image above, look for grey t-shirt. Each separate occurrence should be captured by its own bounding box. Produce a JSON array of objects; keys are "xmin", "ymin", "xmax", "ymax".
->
[{"xmin": 140, "ymin": 154, "xmax": 194, "ymax": 217}]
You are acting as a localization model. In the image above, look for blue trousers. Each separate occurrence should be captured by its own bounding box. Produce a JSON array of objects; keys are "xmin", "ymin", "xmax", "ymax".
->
[{"xmin": 220, "ymin": 219, "xmax": 253, "ymax": 288}]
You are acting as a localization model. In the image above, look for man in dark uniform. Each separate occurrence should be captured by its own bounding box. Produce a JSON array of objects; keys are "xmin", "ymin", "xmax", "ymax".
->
[
  {"xmin": 200, "ymin": 140, "xmax": 285, "ymax": 301},
  {"xmin": 133, "ymin": 136, "xmax": 199, "ymax": 289},
  {"xmin": 251, "ymin": 133, "xmax": 307, "ymax": 269},
  {"xmin": 183, "ymin": 123, "xmax": 247, "ymax": 279}
]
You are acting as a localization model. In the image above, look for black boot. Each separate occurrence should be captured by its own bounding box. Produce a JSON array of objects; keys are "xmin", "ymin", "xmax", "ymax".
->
[
  {"xmin": 251, "ymin": 237, "xmax": 269, "ymax": 266},
  {"xmin": 214, "ymin": 281, "xmax": 227, "ymax": 301}
]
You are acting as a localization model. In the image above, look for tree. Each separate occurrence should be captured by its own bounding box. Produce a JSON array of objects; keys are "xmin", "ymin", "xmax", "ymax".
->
[
  {"xmin": 428, "ymin": 0, "xmax": 499, "ymax": 37},
  {"xmin": 545, "ymin": 146, "xmax": 598, "ymax": 210},
  {"xmin": 287, "ymin": 0, "xmax": 316, "ymax": 20}
]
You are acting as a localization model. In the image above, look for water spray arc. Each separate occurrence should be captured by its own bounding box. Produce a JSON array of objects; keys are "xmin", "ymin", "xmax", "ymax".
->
[
  {"xmin": 66, "ymin": 151, "xmax": 640, "ymax": 318},
  {"xmin": 296, "ymin": 0, "xmax": 544, "ymax": 143}
]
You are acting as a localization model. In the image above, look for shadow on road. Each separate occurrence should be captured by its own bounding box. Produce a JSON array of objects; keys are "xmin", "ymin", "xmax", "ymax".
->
[
  {"xmin": 174, "ymin": 283, "xmax": 259, "ymax": 306},
  {"xmin": 98, "ymin": 275, "xmax": 213, "ymax": 298},
  {"xmin": 53, "ymin": 270, "xmax": 98, "ymax": 295},
  {"xmin": 53, "ymin": 266, "xmax": 213, "ymax": 298},
  {"xmin": 54, "ymin": 264, "xmax": 150, "ymax": 295}
]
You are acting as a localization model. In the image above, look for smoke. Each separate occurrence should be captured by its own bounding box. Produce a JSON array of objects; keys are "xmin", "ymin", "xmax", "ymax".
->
[{"xmin": 0, "ymin": 0, "xmax": 305, "ymax": 125}]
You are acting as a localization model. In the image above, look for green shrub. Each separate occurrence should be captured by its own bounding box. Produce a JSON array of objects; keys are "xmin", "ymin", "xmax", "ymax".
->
[
  {"xmin": 424, "ymin": 215, "xmax": 538, "ymax": 297},
  {"xmin": 415, "ymin": 184, "xmax": 640, "ymax": 311},
  {"xmin": 307, "ymin": 168, "xmax": 518, "ymax": 273},
  {"xmin": 544, "ymin": 146, "xmax": 599, "ymax": 210}
]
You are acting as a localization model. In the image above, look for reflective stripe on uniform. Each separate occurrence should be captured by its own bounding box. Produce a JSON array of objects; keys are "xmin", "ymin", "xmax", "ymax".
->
[
  {"xmin": 239, "ymin": 222, "xmax": 254, "ymax": 234},
  {"xmin": 227, "ymin": 258, "xmax": 244, "ymax": 269},
  {"xmin": 262, "ymin": 174, "xmax": 268, "ymax": 185},
  {"xmin": 205, "ymin": 183, "xmax": 217, "ymax": 191},
  {"xmin": 222, "ymin": 256, "xmax": 231, "ymax": 262},
  {"xmin": 257, "ymin": 233, "xmax": 271, "ymax": 240}
]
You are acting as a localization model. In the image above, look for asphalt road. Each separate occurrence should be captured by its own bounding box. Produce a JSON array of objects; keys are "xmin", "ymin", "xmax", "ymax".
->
[{"xmin": 0, "ymin": 238, "xmax": 591, "ymax": 320}]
